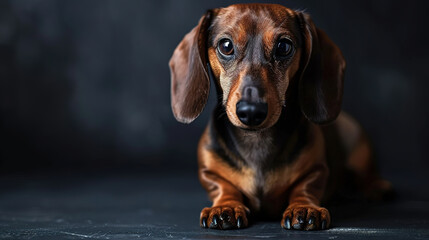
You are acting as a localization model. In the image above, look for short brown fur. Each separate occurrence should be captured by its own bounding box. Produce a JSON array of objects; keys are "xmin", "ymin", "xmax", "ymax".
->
[{"xmin": 170, "ymin": 3, "xmax": 392, "ymax": 230}]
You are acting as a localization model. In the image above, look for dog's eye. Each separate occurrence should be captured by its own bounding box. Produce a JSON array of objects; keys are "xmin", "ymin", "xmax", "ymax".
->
[
  {"xmin": 275, "ymin": 38, "xmax": 293, "ymax": 58},
  {"xmin": 218, "ymin": 39, "xmax": 234, "ymax": 56}
]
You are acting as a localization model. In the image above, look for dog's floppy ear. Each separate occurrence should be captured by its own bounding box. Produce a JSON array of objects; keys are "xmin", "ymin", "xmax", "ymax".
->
[
  {"xmin": 298, "ymin": 13, "xmax": 346, "ymax": 124},
  {"xmin": 169, "ymin": 10, "xmax": 215, "ymax": 124}
]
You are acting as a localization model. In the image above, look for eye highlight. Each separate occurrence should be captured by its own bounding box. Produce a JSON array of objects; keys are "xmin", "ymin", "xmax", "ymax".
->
[
  {"xmin": 275, "ymin": 38, "xmax": 294, "ymax": 59},
  {"xmin": 218, "ymin": 38, "xmax": 234, "ymax": 57}
]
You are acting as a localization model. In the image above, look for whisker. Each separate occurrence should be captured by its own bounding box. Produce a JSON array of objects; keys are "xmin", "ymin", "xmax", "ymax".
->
[{"xmin": 216, "ymin": 111, "xmax": 227, "ymax": 120}]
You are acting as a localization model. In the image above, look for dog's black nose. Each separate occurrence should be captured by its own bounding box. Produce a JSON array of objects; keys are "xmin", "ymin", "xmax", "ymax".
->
[{"xmin": 236, "ymin": 101, "xmax": 268, "ymax": 127}]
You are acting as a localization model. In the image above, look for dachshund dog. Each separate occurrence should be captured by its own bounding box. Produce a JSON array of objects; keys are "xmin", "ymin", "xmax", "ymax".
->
[{"xmin": 169, "ymin": 3, "xmax": 392, "ymax": 230}]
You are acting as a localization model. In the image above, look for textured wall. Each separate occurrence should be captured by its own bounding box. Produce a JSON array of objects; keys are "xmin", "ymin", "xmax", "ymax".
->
[{"xmin": 1, "ymin": 1, "xmax": 428, "ymax": 187}]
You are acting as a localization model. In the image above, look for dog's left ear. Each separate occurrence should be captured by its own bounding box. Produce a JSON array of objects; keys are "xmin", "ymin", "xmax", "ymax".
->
[
  {"xmin": 297, "ymin": 13, "xmax": 346, "ymax": 124},
  {"xmin": 169, "ymin": 10, "xmax": 215, "ymax": 124}
]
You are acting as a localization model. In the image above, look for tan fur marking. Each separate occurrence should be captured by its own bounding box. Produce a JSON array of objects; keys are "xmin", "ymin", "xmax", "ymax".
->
[
  {"xmin": 264, "ymin": 124, "xmax": 326, "ymax": 196},
  {"xmin": 224, "ymin": 71, "xmax": 245, "ymax": 127},
  {"xmin": 198, "ymin": 127, "xmax": 259, "ymax": 208},
  {"xmin": 208, "ymin": 47, "xmax": 222, "ymax": 79}
]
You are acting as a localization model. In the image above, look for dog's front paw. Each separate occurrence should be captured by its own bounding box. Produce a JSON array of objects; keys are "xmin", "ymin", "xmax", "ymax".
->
[
  {"xmin": 281, "ymin": 205, "xmax": 330, "ymax": 231},
  {"xmin": 200, "ymin": 203, "xmax": 249, "ymax": 230}
]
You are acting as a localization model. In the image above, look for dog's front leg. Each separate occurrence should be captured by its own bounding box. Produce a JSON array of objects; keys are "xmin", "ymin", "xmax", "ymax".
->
[
  {"xmin": 198, "ymin": 168, "xmax": 250, "ymax": 229},
  {"xmin": 197, "ymin": 127, "xmax": 250, "ymax": 230},
  {"xmin": 281, "ymin": 164, "xmax": 330, "ymax": 231}
]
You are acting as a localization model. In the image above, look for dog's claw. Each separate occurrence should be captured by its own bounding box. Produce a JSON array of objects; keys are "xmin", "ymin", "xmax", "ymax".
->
[
  {"xmin": 219, "ymin": 211, "xmax": 234, "ymax": 229},
  {"xmin": 285, "ymin": 217, "xmax": 291, "ymax": 229},
  {"xmin": 306, "ymin": 216, "xmax": 316, "ymax": 230},
  {"xmin": 308, "ymin": 216, "xmax": 314, "ymax": 225},
  {"xmin": 220, "ymin": 212, "xmax": 229, "ymax": 221},
  {"xmin": 210, "ymin": 215, "xmax": 219, "ymax": 229},
  {"xmin": 237, "ymin": 216, "xmax": 243, "ymax": 229},
  {"xmin": 292, "ymin": 216, "xmax": 305, "ymax": 230},
  {"xmin": 321, "ymin": 220, "xmax": 327, "ymax": 230},
  {"xmin": 202, "ymin": 217, "xmax": 207, "ymax": 228},
  {"xmin": 293, "ymin": 223, "xmax": 303, "ymax": 230}
]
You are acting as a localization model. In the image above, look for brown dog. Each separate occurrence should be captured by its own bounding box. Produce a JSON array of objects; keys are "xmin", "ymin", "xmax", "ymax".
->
[{"xmin": 169, "ymin": 3, "xmax": 392, "ymax": 230}]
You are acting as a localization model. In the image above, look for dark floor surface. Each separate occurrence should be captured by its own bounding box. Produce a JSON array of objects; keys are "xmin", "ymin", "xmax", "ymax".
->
[{"xmin": 0, "ymin": 170, "xmax": 428, "ymax": 240}]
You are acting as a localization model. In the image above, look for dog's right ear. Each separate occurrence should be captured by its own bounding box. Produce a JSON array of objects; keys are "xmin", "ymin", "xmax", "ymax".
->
[{"xmin": 169, "ymin": 10, "xmax": 215, "ymax": 124}]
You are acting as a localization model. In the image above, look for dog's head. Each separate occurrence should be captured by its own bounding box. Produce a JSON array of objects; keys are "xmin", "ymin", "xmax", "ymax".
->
[{"xmin": 170, "ymin": 4, "xmax": 345, "ymax": 129}]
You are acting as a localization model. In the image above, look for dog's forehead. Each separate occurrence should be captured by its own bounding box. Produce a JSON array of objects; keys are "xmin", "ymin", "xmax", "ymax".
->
[
  {"xmin": 211, "ymin": 4, "xmax": 300, "ymax": 43},
  {"xmin": 225, "ymin": 4, "xmax": 293, "ymax": 22}
]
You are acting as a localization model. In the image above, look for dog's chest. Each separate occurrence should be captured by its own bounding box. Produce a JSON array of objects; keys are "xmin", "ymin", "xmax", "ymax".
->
[
  {"xmin": 235, "ymin": 135, "xmax": 290, "ymax": 203},
  {"xmin": 237, "ymin": 134, "xmax": 274, "ymax": 167},
  {"xmin": 237, "ymin": 159, "xmax": 293, "ymax": 214},
  {"xmin": 232, "ymin": 128, "xmax": 306, "ymax": 213}
]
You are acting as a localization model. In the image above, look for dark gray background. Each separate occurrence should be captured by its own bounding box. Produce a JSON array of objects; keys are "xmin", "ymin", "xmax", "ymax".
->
[
  {"xmin": 1, "ymin": 0, "xmax": 428, "ymax": 190},
  {"xmin": 1, "ymin": 1, "xmax": 429, "ymax": 239}
]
